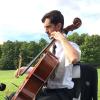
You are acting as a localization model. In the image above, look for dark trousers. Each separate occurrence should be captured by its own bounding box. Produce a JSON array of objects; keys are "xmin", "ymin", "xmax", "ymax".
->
[
  {"xmin": 35, "ymin": 88, "xmax": 73, "ymax": 100},
  {"xmin": 5, "ymin": 88, "xmax": 73, "ymax": 100}
]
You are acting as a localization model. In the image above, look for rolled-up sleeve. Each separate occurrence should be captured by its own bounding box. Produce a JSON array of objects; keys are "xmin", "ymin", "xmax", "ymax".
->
[{"xmin": 70, "ymin": 42, "xmax": 81, "ymax": 61}]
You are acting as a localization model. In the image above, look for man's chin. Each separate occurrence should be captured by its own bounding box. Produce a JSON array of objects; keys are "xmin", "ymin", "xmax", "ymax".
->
[
  {"xmin": 46, "ymin": 33, "xmax": 52, "ymax": 39},
  {"xmin": 47, "ymin": 34, "xmax": 51, "ymax": 38}
]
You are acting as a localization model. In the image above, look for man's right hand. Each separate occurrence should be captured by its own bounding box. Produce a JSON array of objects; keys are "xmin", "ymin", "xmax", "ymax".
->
[
  {"xmin": 14, "ymin": 67, "xmax": 34, "ymax": 78},
  {"xmin": 14, "ymin": 67, "xmax": 26, "ymax": 78}
]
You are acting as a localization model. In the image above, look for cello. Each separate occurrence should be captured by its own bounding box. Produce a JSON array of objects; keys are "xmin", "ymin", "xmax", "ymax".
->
[{"xmin": 12, "ymin": 17, "xmax": 82, "ymax": 100}]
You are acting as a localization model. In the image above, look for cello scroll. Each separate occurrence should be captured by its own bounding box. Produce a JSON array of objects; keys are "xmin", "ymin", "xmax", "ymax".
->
[{"xmin": 63, "ymin": 17, "xmax": 82, "ymax": 34}]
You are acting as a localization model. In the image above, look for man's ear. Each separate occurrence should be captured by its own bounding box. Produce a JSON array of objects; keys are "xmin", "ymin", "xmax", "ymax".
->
[{"xmin": 57, "ymin": 23, "xmax": 62, "ymax": 30}]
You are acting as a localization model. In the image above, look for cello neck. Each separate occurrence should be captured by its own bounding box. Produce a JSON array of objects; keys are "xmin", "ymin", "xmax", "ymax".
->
[{"xmin": 21, "ymin": 39, "xmax": 55, "ymax": 75}]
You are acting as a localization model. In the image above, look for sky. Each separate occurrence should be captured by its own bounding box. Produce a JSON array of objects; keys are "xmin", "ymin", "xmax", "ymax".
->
[{"xmin": 0, "ymin": 0, "xmax": 100, "ymax": 44}]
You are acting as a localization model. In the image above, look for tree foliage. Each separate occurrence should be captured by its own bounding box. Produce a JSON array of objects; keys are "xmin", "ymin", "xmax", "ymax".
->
[
  {"xmin": 0, "ymin": 41, "xmax": 15, "ymax": 69},
  {"xmin": 68, "ymin": 33, "xmax": 100, "ymax": 67},
  {"xmin": 81, "ymin": 35, "xmax": 100, "ymax": 64},
  {"xmin": 0, "ymin": 34, "xmax": 100, "ymax": 70},
  {"xmin": 0, "ymin": 38, "xmax": 48, "ymax": 70}
]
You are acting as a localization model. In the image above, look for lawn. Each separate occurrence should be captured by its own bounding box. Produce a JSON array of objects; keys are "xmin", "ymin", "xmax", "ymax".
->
[
  {"xmin": 0, "ymin": 69, "xmax": 100, "ymax": 100},
  {"xmin": 0, "ymin": 70, "xmax": 26, "ymax": 100},
  {"xmin": 98, "ymin": 69, "xmax": 100, "ymax": 99}
]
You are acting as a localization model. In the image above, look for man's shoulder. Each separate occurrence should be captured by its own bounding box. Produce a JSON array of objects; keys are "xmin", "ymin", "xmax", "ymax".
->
[{"xmin": 69, "ymin": 41, "xmax": 79, "ymax": 47}]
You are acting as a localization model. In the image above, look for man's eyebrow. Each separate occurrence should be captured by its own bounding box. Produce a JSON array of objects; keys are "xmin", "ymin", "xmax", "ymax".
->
[{"xmin": 45, "ymin": 25, "xmax": 51, "ymax": 27}]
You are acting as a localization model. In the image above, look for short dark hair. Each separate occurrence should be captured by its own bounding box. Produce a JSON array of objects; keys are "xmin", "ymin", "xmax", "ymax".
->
[{"xmin": 41, "ymin": 10, "xmax": 64, "ymax": 30}]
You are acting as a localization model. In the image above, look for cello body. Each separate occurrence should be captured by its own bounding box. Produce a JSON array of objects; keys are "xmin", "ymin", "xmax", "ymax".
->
[{"xmin": 12, "ymin": 51, "xmax": 59, "ymax": 100}]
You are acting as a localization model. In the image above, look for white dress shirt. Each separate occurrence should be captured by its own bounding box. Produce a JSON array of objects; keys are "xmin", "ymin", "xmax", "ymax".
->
[{"xmin": 47, "ymin": 38, "xmax": 81, "ymax": 89}]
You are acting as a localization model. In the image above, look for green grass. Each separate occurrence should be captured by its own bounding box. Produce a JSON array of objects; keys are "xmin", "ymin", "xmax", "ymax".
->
[
  {"xmin": 0, "ymin": 70, "xmax": 26, "ymax": 100},
  {"xmin": 0, "ymin": 69, "xmax": 100, "ymax": 100},
  {"xmin": 98, "ymin": 69, "xmax": 100, "ymax": 99}
]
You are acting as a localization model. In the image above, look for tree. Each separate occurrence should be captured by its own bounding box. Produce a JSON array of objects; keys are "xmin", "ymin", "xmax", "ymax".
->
[
  {"xmin": 68, "ymin": 32, "xmax": 88, "ymax": 46},
  {"xmin": 38, "ymin": 38, "xmax": 48, "ymax": 50},
  {"xmin": 0, "ymin": 41, "xmax": 15, "ymax": 69},
  {"xmin": 68, "ymin": 33, "xmax": 100, "ymax": 67},
  {"xmin": 19, "ymin": 42, "xmax": 29, "ymax": 66},
  {"xmin": 81, "ymin": 35, "xmax": 100, "ymax": 65},
  {"xmin": 0, "ymin": 45, "xmax": 2, "ymax": 58},
  {"xmin": 13, "ymin": 41, "xmax": 22, "ymax": 69}
]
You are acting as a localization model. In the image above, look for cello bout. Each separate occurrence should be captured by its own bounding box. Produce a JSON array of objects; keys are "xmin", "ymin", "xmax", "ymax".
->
[{"xmin": 12, "ymin": 51, "xmax": 59, "ymax": 100}]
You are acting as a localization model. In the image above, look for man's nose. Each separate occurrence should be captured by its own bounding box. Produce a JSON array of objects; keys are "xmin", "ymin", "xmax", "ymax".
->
[
  {"xmin": 45, "ymin": 28, "xmax": 48, "ymax": 32},
  {"xmin": 45, "ymin": 29, "xmax": 49, "ymax": 33}
]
